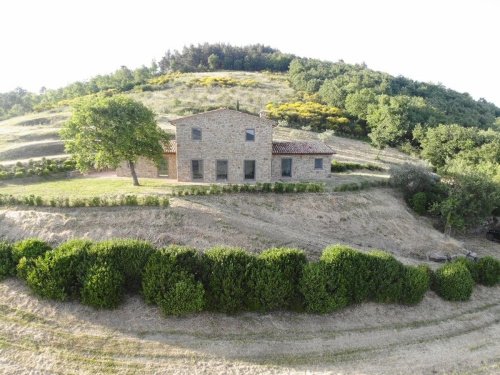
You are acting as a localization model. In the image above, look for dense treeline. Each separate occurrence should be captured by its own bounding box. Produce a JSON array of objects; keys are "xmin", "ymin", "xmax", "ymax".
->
[
  {"xmin": 1, "ymin": 239, "xmax": 498, "ymax": 317},
  {"xmin": 158, "ymin": 43, "xmax": 295, "ymax": 73}
]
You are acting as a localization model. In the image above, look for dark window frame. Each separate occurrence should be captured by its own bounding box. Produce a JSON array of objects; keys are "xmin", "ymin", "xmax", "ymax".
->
[
  {"xmin": 244, "ymin": 160, "xmax": 256, "ymax": 180},
  {"xmin": 281, "ymin": 158, "xmax": 292, "ymax": 178},
  {"xmin": 191, "ymin": 127, "xmax": 202, "ymax": 141},
  {"xmin": 314, "ymin": 158, "xmax": 324, "ymax": 170},
  {"xmin": 245, "ymin": 128, "xmax": 255, "ymax": 142},
  {"xmin": 216, "ymin": 159, "xmax": 228, "ymax": 181},
  {"xmin": 191, "ymin": 159, "xmax": 204, "ymax": 180}
]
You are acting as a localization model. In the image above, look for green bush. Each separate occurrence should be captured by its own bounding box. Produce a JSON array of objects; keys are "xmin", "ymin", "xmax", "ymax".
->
[
  {"xmin": 320, "ymin": 245, "xmax": 370, "ymax": 305},
  {"xmin": 476, "ymin": 256, "xmax": 500, "ymax": 286},
  {"xmin": 248, "ymin": 248, "xmax": 306, "ymax": 311},
  {"xmin": 399, "ymin": 265, "xmax": 430, "ymax": 304},
  {"xmin": 410, "ymin": 192, "xmax": 428, "ymax": 215},
  {"xmin": 26, "ymin": 239, "xmax": 92, "ymax": 301},
  {"xmin": 143, "ymin": 195, "xmax": 160, "ymax": 206},
  {"xmin": 142, "ymin": 245, "xmax": 202, "ymax": 305},
  {"xmin": 12, "ymin": 239, "xmax": 52, "ymax": 279},
  {"xmin": 434, "ymin": 262, "xmax": 474, "ymax": 301},
  {"xmin": 203, "ymin": 247, "xmax": 254, "ymax": 313},
  {"xmin": 299, "ymin": 261, "xmax": 348, "ymax": 313},
  {"xmin": 453, "ymin": 257, "xmax": 479, "ymax": 283},
  {"xmin": 365, "ymin": 251, "xmax": 405, "ymax": 303},
  {"xmin": 158, "ymin": 273, "xmax": 205, "ymax": 316},
  {"xmin": 88, "ymin": 240, "xmax": 155, "ymax": 292},
  {"xmin": 0, "ymin": 242, "xmax": 15, "ymax": 280},
  {"xmin": 81, "ymin": 263, "xmax": 124, "ymax": 309}
]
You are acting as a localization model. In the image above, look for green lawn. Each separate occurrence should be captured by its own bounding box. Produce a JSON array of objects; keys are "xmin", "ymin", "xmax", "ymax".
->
[{"xmin": 0, "ymin": 177, "xmax": 183, "ymax": 198}]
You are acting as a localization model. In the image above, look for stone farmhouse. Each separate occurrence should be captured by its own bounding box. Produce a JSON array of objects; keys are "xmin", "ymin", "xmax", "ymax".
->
[{"xmin": 116, "ymin": 109, "xmax": 334, "ymax": 183}]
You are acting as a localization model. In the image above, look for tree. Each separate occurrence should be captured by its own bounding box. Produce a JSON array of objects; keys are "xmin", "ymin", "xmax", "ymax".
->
[
  {"xmin": 61, "ymin": 95, "xmax": 170, "ymax": 186},
  {"xmin": 207, "ymin": 54, "xmax": 220, "ymax": 71}
]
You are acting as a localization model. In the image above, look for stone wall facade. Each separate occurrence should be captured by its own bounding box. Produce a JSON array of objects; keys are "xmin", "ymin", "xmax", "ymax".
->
[
  {"xmin": 116, "ymin": 154, "xmax": 177, "ymax": 179},
  {"xmin": 174, "ymin": 109, "xmax": 273, "ymax": 183},
  {"xmin": 271, "ymin": 154, "xmax": 332, "ymax": 181}
]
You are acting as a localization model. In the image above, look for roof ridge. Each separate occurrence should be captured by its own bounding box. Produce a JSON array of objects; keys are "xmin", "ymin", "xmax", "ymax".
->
[{"xmin": 170, "ymin": 108, "xmax": 275, "ymax": 124}]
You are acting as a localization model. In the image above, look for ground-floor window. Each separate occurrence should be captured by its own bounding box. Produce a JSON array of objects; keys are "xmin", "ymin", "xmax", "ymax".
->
[
  {"xmin": 281, "ymin": 158, "xmax": 292, "ymax": 177},
  {"xmin": 192, "ymin": 160, "xmax": 204, "ymax": 180},
  {"xmin": 314, "ymin": 158, "xmax": 323, "ymax": 170},
  {"xmin": 244, "ymin": 160, "xmax": 256, "ymax": 180},
  {"xmin": 158, "ymin": 157, "xmax": 169, "ymax": 176},
  {"xmin": 216, "ymin": 160, "xmax": 228, "ymax": 180}
]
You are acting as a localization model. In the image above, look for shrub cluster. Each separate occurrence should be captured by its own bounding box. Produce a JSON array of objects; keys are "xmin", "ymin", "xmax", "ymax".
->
[
  {"xmin": 189, "ymin": 76, "xmax": 257, "ymax": 88},
  {"xmin": 1, "ymin": 239, "xmax": 498, "ymax": 316},
  {"xmin": 0, "ymin": 194, "xmax": 170, "ymax": 208},
  {"xmin": 331, "ymin": 160, "xmax": 384, "ymax": 173},
  {"xmin": 333, "ymin": 180, "xmax": 389, "ymax": 192},
  {"xmin": 172, "ymin": 182, "xmax": 325, "ymax": 196},
  {"xmin": 0, "ymin": 158, "xmax": 76, "ymax": 180}
]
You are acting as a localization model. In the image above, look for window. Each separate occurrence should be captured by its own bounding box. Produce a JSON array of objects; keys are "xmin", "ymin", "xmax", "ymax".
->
[
  {"xmin": 244, "ymin": 160, "xmax": 256, "ymax": 180},
  {"xmin": 245, "ymin": 128, "xmax": 255, "ymax": 141},
  {"xmin": 158, "ymin": 157, "xmax": 169, "ymax": 177},
  {"xmin": 191, "ymin": 160, "xmax": 203, "ymax": 180},
  {"xmin": 314, "ymin": 158, "xmax": 323, "ymax": 170},
  {"xmin": 192, "ymin": 128, "xmax": 202, "ymax": 141},
  {"xmin": 216, "ymin": 160, "xmax": 228, "ymax": 180},
  {"xmin": 281, "ymin": 158, "xmax": 292, "ymax": 177}
]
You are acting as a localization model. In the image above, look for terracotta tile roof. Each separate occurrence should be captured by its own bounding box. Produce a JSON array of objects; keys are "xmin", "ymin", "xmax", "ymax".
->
[
  {"xmin": 272, "ymin": 141, "xmax": 334, "ymax": 155},
  {"xmin": 163, "ymin": 140, "xmax": 176, "ymax": 154}
]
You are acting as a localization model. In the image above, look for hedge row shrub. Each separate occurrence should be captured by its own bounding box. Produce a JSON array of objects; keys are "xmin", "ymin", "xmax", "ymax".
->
[
  {"xmin": 331, "ymin": 160, "xmax": 384, "ymax": 173},
  {"xmin": 0, "ymin": 158, "xmax": 76, "ymax": 180},
  {"xmin": 2, "ymin": 239, "xmax": 498, "ymax": 315},
  {"xmin": 172, "ymin": 182, "xmax": 325, "ymax": 196}
]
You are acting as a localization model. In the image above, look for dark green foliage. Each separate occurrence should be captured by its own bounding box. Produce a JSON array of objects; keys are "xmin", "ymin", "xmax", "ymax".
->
[
  {"xmin": 12, "ymin": 239, "xmax": 52, "ymax": 279},
  {"xmin": 81, "ymin": 263, "xmax": 124, "ymax": 309},
  {"xmin": 25, "ymin": 239, "xmax": 92, "ymax": 301},
  {"xmin": 87, "ymin": 240, "xmax": 155, "ymax": 292},
  {"xmin": 389, "ymin": 163, "xmax": 438, "ymax": 200},
  {"xmin": 410, "ymin": 192, "xmax": 428, "ymax": 215},
  {"xmin": 399, "ymin": 265, "xmax": 430, "ymax": 305},
  {"xmin": 453, "ymin": 257, "xmax": 480, "ymax": 283},
  {"xmin": 331, "ymin": 160, "xmax": 383, "ymax": 173},
  {"xmin": 0, "ymin": 158, "xmax": 76, "ymax": 181},
  {"xmin": 476, "ymin": 256, "xmax": 500, "ymax": 286},
  {"xmin": 434, "ymin": 262, "xmax": 474, "ymax": 301},
  {"xmin": 0, "ymin": 242, "xmax": 15, "ymax": 279},
  {"xmin": 158, "ymin": 274, "xmax": 205, "ymax": 316},
  {"xmin": 248, "ymin": 248, "xmax": 307, "ymax": 311},
  {"xmin": 365, "ymin": 251, "xmax": 406, "ymax": 303},
  {"xmin": 320, "ymin": 245, "xmax": 370, "ymax": 304},
  {"xmin": 299, "ymin": 261, "xmax": 348, "ymax": 313},
  {"xmin": 202, "ymin": 247, "xmax": 254, "ymax": 313},
  {"xmin": 142, "ymin": 245, "xmax": 202, "ymax": 305}
]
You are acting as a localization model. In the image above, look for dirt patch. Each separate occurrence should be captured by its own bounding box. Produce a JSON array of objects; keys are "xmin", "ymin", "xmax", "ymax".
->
[{"xmin": 0, "ymin": 189, "xmax": 474, "ymax": 263}]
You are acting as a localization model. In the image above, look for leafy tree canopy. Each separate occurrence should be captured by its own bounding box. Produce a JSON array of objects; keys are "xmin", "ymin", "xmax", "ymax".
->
[{"xmin": 61, "ymin": 95, "xmax": 170, "ymax": 185}]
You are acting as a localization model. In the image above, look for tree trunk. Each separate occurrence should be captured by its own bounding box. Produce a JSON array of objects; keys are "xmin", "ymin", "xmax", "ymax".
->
[{"xmin": 128, "ymin": 160, "xmax": 140, "ymax": 186}]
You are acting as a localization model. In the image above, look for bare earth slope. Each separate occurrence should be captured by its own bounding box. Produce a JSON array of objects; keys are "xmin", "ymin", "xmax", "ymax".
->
[{"xmin": 0, "ymin": 189, "xmax": 465, "ymax": 261}]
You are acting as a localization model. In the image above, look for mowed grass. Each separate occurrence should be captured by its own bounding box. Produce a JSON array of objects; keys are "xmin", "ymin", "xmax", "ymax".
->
[{"xmin": 0, "ymin": 176, "xmax": 181, "ymax": 198}]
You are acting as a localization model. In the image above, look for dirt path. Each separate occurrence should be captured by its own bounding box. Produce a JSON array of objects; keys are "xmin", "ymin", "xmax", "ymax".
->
[
  {"xmin": 0, "ymin": 189, "xmax": 472, "ymax": 262},
  {"xmin": 0, "ymin": 279, "xmax": 498, "ymax": 374}
]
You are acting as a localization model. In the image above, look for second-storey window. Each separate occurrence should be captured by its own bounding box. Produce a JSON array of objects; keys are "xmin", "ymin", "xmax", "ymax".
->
[
  {"xmin": 192, "ymin": 127, "xmax": 202, "ymax": 141},
  {"xmin": 245, "ymin": 128, "xmax": 255, "ymax": 141}
]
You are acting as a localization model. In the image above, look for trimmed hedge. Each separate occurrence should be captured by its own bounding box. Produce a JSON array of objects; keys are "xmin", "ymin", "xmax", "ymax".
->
[
  {"xmin": 0, "ymin": 242, "xmax": 15, "ymax": 280},
  {"xmin": 12, "ymin": 239, "xmax": 52, "ymax": 280},
  {"xmin": 248, "ymin": 248, "xmax": 306, "ymax": 311},
  {"xmin": 81, "ymin": 263, "xmax": 124, "ymax": 309},
  {"xmin": 26, "ymin": 239, "xmax": 92, "ymax": 301},
  {"xmin": 2, "ymin": 238, "xmax": 498, "ymax": 316},
  {"xmin": 202, "ymin": 247, "xmax": 254, "ymax": 313},
  {"xmin": 434, "ymin": 262, "xmax": 474, "ymax": 301}
]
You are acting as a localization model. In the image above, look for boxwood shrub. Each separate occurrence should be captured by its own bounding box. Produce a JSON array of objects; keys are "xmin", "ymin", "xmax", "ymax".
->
[
  {"xmin": 299, "ymin": 261, "xmax": 348, "ymax": 313},
  {"xmin": 142, "ymin": 245, "xmax": 202, "ymax": 305},
  {"xmin": 399, "ymin": 265, "xmax": 430, "ymax": 305},
  {"xmin": 365, "ymin": 250, "xmax": 405, "ymax": 303},
  {"xmin": 0, "ymin": 242, "xmax": 15, "ymax": 280},
  {"xmin": 452, "ymin": 257, "xmax": 480, "ymax": 283},
  {"xmin": 87, "ymin": 239, "xmax": 155, "ymax": 292},
  {"xmin": 248, "ymin": 248, "xmax": 306, "ymax": 311},
  {"xmin": 320, "ymin": 245, "xmax": 370, "ymax": 305},
  {"xmin": 81, "ymin": 263, "xmax": 124, "ymax": 309},
  {"xmin": 476, "ymin": 256, "xmax": 500, "ymax": 286},
  {"xmin": 12, "ymin": 239, "xmax": 52, "ymax": 280},
  {"xmin": 202, "ymin": 247, "xmax": 254, "ymax": 313},
  {"xmin": 434, "ymin": 262, "xmax": 474, "ymax": 301},
  {"xmin": 26, "ymin": 239, "xmax": 92, "ymax": 301},
  {"xmin": 158, "ymin": 273, "xmax": 205, "ymax": 316}
]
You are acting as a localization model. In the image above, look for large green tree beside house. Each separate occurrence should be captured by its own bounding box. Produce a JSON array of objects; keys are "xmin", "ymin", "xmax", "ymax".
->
[{"xmin": 61, "ymin": 95, "xmax": 169, "ymax": 186}]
